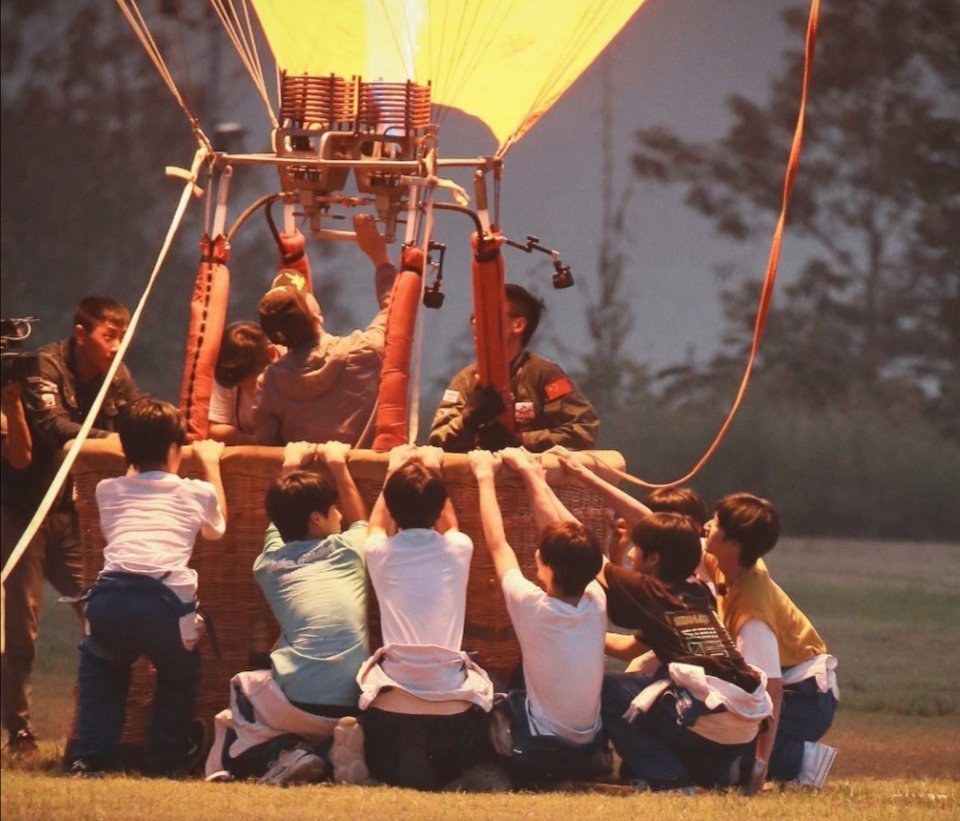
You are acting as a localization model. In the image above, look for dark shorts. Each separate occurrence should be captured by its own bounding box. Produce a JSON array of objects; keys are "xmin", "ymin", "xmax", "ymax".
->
[
  {"xmin": 496, "ymin": 689, "xmax": 603, "ymax": 787},
  {"xmin": 362, "ymin": 704, "xmax": 492, "ymax": 790}
]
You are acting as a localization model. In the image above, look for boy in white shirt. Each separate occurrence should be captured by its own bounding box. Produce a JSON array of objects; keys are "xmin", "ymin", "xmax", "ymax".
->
[
  {"xmin": 358, "ymin": 445, "xmax": 494, "ymax": 790},
  {"xmin": 469, "ymin": 447, "xmax": 608, "ymax": 787},
  {"xmin": 69, "ymin": 397, "xmax": 226, "ymax": 776},
  {"xmin": 208, "ymin": 321, "xmax": 279, "ymax": 444}
]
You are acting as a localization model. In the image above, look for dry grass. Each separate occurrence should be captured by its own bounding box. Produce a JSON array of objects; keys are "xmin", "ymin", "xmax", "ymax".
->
[{"xmin": 2, "ymin": 765, "xmax": 958, "ymax": 820}]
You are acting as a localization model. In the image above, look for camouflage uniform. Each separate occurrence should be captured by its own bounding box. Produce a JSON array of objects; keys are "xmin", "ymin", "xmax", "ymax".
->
[
  {"xmin": 1, "ymin": 338, "xmax": 138, "ymax": 739},
  {"xmin": 429, "ymin": 350, "xmax": 598, "ymax": 453}
]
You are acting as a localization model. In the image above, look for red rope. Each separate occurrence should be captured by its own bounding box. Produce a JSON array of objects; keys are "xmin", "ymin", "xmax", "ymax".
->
[{"xmin": 612, "ymin": 0, "xmax": 820, "ymax": 490}]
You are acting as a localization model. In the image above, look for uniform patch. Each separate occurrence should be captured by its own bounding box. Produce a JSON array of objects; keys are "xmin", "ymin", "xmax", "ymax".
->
[
  {"xmin": 543, "ymin": 376, "xmax": 572, "ymax": 402},
  {"xmin": 442, "ymin": 389, "xmax": 461, "ymax": 405},
  {"xmin": 514, "ymin": 401, "xmax": 535, "ymax": 424},
  {"xmin": 32, "ymin": 378, "xmax": 60, "ymax": 410}
]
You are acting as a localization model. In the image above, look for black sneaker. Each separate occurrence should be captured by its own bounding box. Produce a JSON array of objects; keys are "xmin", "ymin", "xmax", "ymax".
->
[{"xmin": 7, "ymin": 729, "xmax": 40, "ymax": 756}]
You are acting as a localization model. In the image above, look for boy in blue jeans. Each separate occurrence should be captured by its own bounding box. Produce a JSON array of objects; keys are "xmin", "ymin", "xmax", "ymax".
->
[
  {"xmin": 470, "ymin": 447, "xmax": 608, "ymax": 787},
  {"xmin": 70, "ymin": 397, "xmax": 226, "ymax": 776}
]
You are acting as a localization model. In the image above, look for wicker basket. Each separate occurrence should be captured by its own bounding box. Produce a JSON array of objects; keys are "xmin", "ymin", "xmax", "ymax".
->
[{"xmin": 69, "ymin": 441, "xmax": 624, "ymax": 751}]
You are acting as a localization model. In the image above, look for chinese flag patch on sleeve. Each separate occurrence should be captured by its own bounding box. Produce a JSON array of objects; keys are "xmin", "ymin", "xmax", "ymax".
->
[{"xmin": 543, "ymin": 376, "xmax": 572, "ymax": 401}]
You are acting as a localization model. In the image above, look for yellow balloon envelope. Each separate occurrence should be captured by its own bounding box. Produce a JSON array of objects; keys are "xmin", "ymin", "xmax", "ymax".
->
[{"xmin": 250, "ymin": 0, "xmax": 646, "ymax": 157}]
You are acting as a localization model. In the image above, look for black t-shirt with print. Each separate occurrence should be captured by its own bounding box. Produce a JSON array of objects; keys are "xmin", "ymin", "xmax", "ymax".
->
[{"xmin": 603, "ymin": 563, "xmax": 760, "ymax": 692}]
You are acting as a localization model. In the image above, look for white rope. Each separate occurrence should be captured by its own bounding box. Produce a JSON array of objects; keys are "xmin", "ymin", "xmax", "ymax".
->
[
  {"xmin": 0, "ymin": 146, "xmax": 210, "ymax": 588},
  {"xmin": 115, "ymin": 0, "xmax": 212, "ymax": 151},
  {"xmin": 210, "ymin": 0, "xmax": 278, "ymax": 128}
]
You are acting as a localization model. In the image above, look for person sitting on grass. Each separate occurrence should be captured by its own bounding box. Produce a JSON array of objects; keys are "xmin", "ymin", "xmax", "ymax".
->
[
  {"xmin": 204, "ymin": 440, "xmax": 372, "ymax": 786},
  {"xmin": 703, "ymin": 493, "xmax": 839, "ymax": 792},
  {"xmin": 356, "ymin": 444, "xmax": 495, "ymax": 791},
  {"xmin": 69, "ymin": 397, "xmax": 226, "ymax": 777},
  {"xmin": 469, "ymin": 447, "xmax": 608, "ymax": 788},
  {"xmin": 555, "ymin": 451, "xmax": 772, "ymax": 792}
]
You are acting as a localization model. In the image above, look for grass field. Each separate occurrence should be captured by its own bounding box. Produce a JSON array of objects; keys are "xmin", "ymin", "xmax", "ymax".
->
[{"xmin": 3, "ymin": 537, "xmax": 959, "ymax": 819}]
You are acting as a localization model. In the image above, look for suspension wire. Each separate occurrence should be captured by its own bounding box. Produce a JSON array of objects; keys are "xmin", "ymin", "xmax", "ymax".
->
[
  {"xmin": 599, "ymin": 0, "xmax": 821, "ymax": 490},
  {"xmin": 115, "ymin": 0, "xmax": 213, "ymax": 153},
  {"xmin": 209, "ymin": 0, "xmax": 278, "ymax": 128},
  {"xmin": 1, "ymin": 146, "xmax": 210, "ymax": 588}
]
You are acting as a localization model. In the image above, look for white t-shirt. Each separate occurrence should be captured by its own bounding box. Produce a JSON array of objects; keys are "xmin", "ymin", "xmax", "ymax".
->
[
  {"xmin": 737, "ymin": 618, "xmax": 782, "ymax": 679},
  {"xmin": 501, "ymin": 568, "xmax": 606, "ymax": 743},
  {"xmin": 364, "ymin": 528, "xmax": 472, "ymax": 650},
  {"xmin": 208, "ymin": 380, "xmax": 256, "ymax": 434},
  {"xmin": 97, "ymin": 471, "xmax": 226, "ymax": 602}
]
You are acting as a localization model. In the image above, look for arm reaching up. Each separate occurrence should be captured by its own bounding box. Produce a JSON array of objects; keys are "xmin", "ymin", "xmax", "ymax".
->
[
  {"xmin": 552, "ymin": 445, "xmax": 652, "ymax": 527},
  {"xmin": 192, "ymin": 438, "xmax": 227, "ymax": 536},
  {"xmin": 369, "ymin": 443, "xmax": 417, "ymax": 537},
  {"xmin": 469, "ymin": 449, "xmax": 519, "ymax": 582},
  {"xmin": 502, "ymin": 447, "xmax": 578, "ymax": 529},
  {"xmin": 418, "ymin": 445, "xmax": 458, "ymax": 533},
  {"xmin": 318, "ymin": 441, "xmax": 366, "ymax": 525}
]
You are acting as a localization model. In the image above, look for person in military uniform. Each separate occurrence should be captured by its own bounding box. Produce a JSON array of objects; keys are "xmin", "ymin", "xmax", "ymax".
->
[
  {"xmin": 429, "ymin": 284, "xmax": 598, "ymax": 453},
  {"xmin": 1, "ymin": 296, "xmax": 139, "ymax": 754}
]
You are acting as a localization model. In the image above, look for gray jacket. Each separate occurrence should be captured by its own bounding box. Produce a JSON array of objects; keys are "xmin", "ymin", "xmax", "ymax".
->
[{"xmin": 254, "ymin": 262, "xmax": 397, "ymax": 446}]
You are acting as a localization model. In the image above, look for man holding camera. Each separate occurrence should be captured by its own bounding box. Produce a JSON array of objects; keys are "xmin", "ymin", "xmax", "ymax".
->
[{"xmin": 1, "ymin": 296, "xmax": 139, "ymax": 754}]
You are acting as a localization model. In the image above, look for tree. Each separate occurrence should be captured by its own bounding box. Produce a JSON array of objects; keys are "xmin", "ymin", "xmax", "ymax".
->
[
  {"xmin": 577, "ymin": 54, "xmax": 651, "ymax": 419},
  {"xmin": 631, "ymin": 0, "xmax": 960, "ymax": 437},
  {"xmin": 1, "ymin": 1, "xmax": 347, "ymax": 400}
]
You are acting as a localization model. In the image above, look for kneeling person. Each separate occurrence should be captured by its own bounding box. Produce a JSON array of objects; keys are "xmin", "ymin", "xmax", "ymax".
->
[
  {"xmin": 358, "ymin": 445, "xmax": 494, "ymax": 790},
  {"xmin": 598, "ymin": 513, "xmax": 772, "ymax": 791},
  {"xmin": 205, "ymin": 441, "xmax": 371, "ymax": 785},
  {"xmin": 470, "ymin": 448, "xmax": 608, "ymax": 787}
]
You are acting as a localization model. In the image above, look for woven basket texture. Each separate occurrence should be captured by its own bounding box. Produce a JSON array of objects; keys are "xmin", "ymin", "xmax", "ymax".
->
[{"xmin": 70, "ymin": 442, "xmax": 624, "ymax": 746}]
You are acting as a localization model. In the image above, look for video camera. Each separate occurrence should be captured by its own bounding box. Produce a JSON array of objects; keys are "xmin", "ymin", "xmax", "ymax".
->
[{"xmin": 1, "ymin": 317, "xmax": 40, "ymax": 385}]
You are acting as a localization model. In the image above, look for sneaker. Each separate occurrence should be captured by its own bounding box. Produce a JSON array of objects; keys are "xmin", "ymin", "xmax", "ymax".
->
[
  {"xmin": 204, "ymin": 769, "xmax": 234, "ymax": 783},
  {"xmin": 68, "ymin": 759, "xmax": 105, "ymax": 779},
  {"xmin": 798, "ymin": 741, "xmax": 837, "ymax": 789},
  {"xmin": 329, "ymin": 716, "xmax": 369, "ymax": 785},
  {"xmin": 7, "ymin": 728, "xmax": 40, "ymax": 756},
  {"xmin": 259, "ymin": 748, "xmax": 327, "ymax": 786}
]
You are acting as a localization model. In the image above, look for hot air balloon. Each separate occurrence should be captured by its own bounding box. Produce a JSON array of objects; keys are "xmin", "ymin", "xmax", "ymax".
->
[{"xmin": 117, "ymin": 0, "xmax": 648, "ymax": 445}]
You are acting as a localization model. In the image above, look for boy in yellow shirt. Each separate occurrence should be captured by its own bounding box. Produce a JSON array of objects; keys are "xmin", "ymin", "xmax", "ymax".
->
[{"xmin": 703, "ymin": 493, "xmax": 839, "ymax": 792}]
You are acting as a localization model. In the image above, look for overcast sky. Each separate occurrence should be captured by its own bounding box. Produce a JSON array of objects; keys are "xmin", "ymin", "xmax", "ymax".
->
[
  {"xmin": 1, "ymin": 1, "xmax": 803, "ymax": 409},
  {"xmin": 312, "ymin": 0, "xmax": 803, "ymax": 395}
]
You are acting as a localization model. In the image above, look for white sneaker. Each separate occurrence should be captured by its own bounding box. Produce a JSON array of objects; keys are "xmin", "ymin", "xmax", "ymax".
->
[
  {"xmin": 260, "ymin": 747, "xmax": 327, "ymax": 786},
  {"xmin": 798, "ymin": 741, "xmax": 837, "ymax": 789},
  {"xmin": 329, "ymin": 716, "xmax": 370, "ymax": 785}
]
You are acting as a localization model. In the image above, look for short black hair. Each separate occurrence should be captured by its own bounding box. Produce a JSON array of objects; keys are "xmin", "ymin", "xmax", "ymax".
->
[
  {"xmin": 215, "ymin": 321, "xmax": 271, "ymax": 387},
  {"xmin": 117, "ymin": 396, "xmax": 185, "ymax": 470},
  {"xmin": 505, "ymin": 283, "xmax": 544, "ymax": 347},
  {"xmin": 538, "ymin": 521, "xmax": 603, "ymax": 599},
  {"xmin": 74, "ymin": 296, "xmax": 130, "ymax": 333},
  {"xmin": 383, "ymin": 460, "xmax": 447, "ymax": 529},
  {"xmin": 714, "ymin": 493, "xmax": 781, "ymax": 568},
  {"xmin": 630, "ymin": 512, "xmax": 702, "ymax": 585},
  {"xmin": 266, "ymin": 470, "xmax": 338, "ymax": 542},
  {"xmin": 642, "ymin": 487, "xmax": 708, "ymax": 529}
]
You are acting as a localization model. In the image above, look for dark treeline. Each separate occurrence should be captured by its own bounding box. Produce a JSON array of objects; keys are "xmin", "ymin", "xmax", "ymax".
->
[{"xmin": 575, "ymin": 0, "xmax": 960, "ymax": 540}]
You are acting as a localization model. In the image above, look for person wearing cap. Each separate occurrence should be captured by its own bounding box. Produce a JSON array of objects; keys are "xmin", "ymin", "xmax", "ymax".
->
[{"xmin": 254, "ymin": 214, "xmax": 397, "ymax": 447}]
